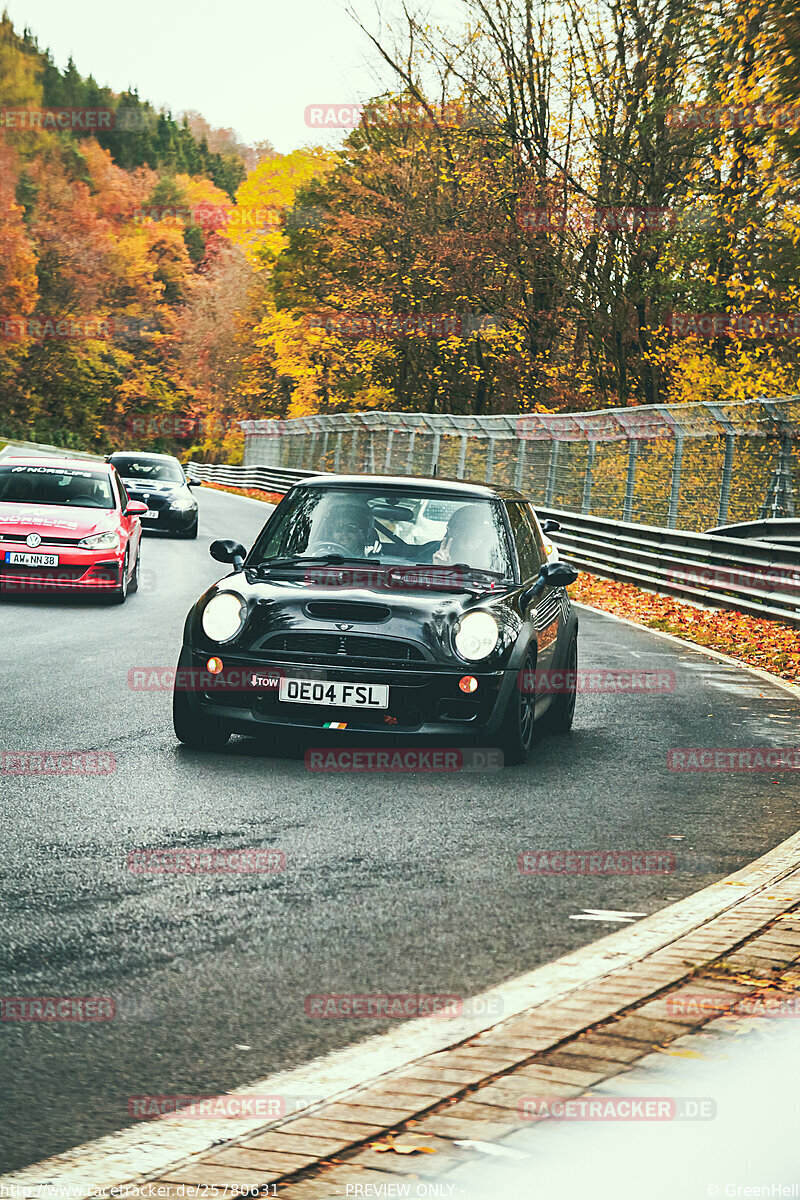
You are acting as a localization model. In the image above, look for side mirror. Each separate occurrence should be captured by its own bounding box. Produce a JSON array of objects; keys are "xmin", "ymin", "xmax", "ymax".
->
[
  {"xmin": 540, "ymin": 519, "xmax": 561, "ymax": 533},
  {"xmin": 543, "ymin": 560, "xmax": 579, "ymax": 588},
  {"xmin": 186, "ymin": 478, "xmax": 196, "ymax": 488},
  {"xmin": 521, "ymin": 560, "xmax": 579, "ymax": 607},
  {"xmin": 125, "ymin": 500, "xmax": 148, "ymax": 516},
  {"xmin": 210, "ymin": 538, "xmax": 246, "ymax": 569}
]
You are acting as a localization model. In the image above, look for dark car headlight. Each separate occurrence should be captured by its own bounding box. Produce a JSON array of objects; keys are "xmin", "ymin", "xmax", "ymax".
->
[
  {"xmin": 454, "ymin": 611, "xmax": 500, "ymax": 661},
  {"xmin": 202, "ymin": 591, "xmax": 247, "ymax": 642},
  {"xmin": 170, "ymin": 491, "xmax": 196, "ymax": 511}
]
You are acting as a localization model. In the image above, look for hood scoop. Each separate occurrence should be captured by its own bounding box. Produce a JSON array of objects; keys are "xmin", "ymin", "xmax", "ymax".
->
[{"xmin": 304, "ymin": 600, "xmax": 391, "ymax": 623}]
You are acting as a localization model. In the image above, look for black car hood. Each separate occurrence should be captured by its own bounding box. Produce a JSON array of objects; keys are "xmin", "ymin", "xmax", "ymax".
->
[{"xmin": 194, "ymin": 571, "xmax": 521, "ymax": 665}]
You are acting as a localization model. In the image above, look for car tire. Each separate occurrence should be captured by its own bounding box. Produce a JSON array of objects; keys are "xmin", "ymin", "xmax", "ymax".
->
[
  {"xmin": 540, "ymin": 631, "xmax": 578, "ymax": 735},
  {"xmin": 111, "ymin": 549, "xmax": 129, "ymax": 605},
  {"xmin": 497, "ymin": 648, "xmax": 536, "ymax": 766},
  {"xmin": 128, "ymin": 547, "xmax": 140, "ymax": 594},
  {"xmin": 179, "ymin": 517, "xmax": 198, "ymax": 539},
  {"xmin": 173, "ymin": 680, "xmax": 231, "ymax": 751}
]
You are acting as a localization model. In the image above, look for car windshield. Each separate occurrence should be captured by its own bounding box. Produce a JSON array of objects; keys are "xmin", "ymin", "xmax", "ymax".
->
[
  {"xmin": 249, "ymin": 487, "xmax": 514, "ymax": 578},
  {"xmin": 111, "ymin": 457, "xmax": 184, "ymax": 483},
  {"xmin": 0, "ymin": 465, "xmax": 115, "ymax": 509}
]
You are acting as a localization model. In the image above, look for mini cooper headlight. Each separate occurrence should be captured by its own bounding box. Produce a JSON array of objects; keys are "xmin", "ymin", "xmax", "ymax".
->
[
  {"xmin": 202, "ymin": 591, "xmax": 247, "ymax": 642},
  {"xmin": 454, "ymin": 611, "xmax": 499, "ymax": 661},
  {"xmin": 79, "ymin": 530, "xmax": 120, "ymax": 550}
]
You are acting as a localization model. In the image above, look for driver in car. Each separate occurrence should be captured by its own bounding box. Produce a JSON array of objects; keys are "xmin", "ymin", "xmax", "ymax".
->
[
  {"xmin": 309, "ymin": 497, "xmax": 378, "ymax": 557},
  {"xmin": 432, "ymin": 504, "xmax": 494, "ymax": 569}
]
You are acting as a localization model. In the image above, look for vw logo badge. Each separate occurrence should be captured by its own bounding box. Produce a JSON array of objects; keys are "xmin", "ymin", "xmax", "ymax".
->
[{"xmin": 26, "ymin": 533, "xmax": 42, "ymax": 548}]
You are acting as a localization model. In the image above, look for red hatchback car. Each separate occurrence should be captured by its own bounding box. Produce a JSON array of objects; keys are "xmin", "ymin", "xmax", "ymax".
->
[{"xmin": 0, "ymin": 457, "xmax": 147, "ymax": 602}]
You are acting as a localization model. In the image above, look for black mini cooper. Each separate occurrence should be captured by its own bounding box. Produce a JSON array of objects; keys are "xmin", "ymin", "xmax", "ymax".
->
[{"xmin": 172, "ymin": 475, "xmax": 578, "ymax": 764}]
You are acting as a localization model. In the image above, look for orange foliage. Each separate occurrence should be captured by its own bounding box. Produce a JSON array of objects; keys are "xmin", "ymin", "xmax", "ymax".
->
[{"xmin": 573, "ymin": 573, "xmax": 800, "ymax": 684}]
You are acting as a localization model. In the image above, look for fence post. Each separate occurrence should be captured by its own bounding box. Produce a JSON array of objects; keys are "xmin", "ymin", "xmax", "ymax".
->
[
  {"xmin": 430, "ymin": 431, "xmax": 441, "ymax": 475},
  {"xmin": 514, "ymin": 437, "xmax": 527, "ymax": 491},
  {"xmin": 322, "ymin": 429, "xmax": 329, "ymax": 469},
  {"xmin": 384, "ymin": 429, "xmax": 395, "ymax": 472},
  {"xmin": 368, "ymin": 430, "xmax": 376, "ymax": 473},
  {"xmin": 406, "ymin": 430, "xmax": 416, "ymax": 474},
  {"xmin": 545, "ymin": 440, "xmax": 559, "ymax": 505},
  {"xmin": 334, "ymin": 431, "xmax": 343, "ymax": 471},
  {"xmin": 457, "ymin": 434, "xmax": 468, "ymax": 479},
  {"xmin": 623, "ymin": 440, "xmax": 638, "ymax": 522},
  {"xmin": 581, "ymin": 443, "xmax": 595, "ymax": 514},
  {"xmin": 485, "ymin": 434, "xmax": 496, "ymax": 483},
  {"xmin": 667, "ymin": 436, "xmax": 684, "ymax": 528},
  {"xmin": 717, "ymin": 434, "xmax": 735, "ymax": 525},
  {"xmin": 349, "ymin": 429, "xmax": 359, "ymax": 470}
]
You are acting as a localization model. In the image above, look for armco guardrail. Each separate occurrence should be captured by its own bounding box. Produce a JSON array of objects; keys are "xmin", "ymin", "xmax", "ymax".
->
[
  {"xmin": 185, "ymin": 462, "xmax": 316, "ymax": 491},
  {"xmin": 186, "ymin": 461, "xmax": 800, "ymax": 626},
  {"xmin": 538, "ymin": 507, "xmax": 800, "ymax": 627}
]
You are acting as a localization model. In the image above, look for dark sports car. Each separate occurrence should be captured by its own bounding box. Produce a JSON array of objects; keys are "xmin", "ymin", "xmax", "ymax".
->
[
  {"xmin": 107, "ymin": 452, "xmax": 198, "ymax": 538},
  {"xmin": 172, "ymin": 475, "xmax": 579, "ymax": 764}
]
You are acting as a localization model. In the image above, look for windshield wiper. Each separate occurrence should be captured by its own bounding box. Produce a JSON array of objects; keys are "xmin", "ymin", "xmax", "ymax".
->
[
  {"xmin": 410, "ymin": 562, "xmax": 508, "ymax": 582},
  {"xmin": 254, "ymin": 555, "xmax": 376, "ymax": 573}
]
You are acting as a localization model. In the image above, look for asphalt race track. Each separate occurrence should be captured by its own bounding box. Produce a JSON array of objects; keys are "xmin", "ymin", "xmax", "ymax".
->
[{"xmin": 1, "ymin": 485, "xmax": 798, "ymax": 1172}]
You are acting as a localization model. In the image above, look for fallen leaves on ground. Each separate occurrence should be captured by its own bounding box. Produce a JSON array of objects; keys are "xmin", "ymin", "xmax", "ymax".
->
[
  {"xmin": 572, "ymin": 573, "xmax": 800, "ymax": 684},
  {"xmin": 199, "ymin": 481, "xmax": 285, "ymax": 506}
]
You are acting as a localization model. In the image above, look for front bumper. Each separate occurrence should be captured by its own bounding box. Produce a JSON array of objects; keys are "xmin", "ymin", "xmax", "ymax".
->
[
  {"xmin": 178, "ymin": 645, "xmax": 515, "ymax": 737},
  {"xmin": 139, "ymin": 507, "xmax": 196, "ymax": 533},
  {"xmin": 0, "ymin": 544, "xmax": 124, "ymax": 593}
]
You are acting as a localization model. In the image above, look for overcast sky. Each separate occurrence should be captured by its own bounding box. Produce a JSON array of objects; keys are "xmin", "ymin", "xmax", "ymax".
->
[{"xmin": 4, "ymin": 0, "xmax": 466, "ymax": 152}]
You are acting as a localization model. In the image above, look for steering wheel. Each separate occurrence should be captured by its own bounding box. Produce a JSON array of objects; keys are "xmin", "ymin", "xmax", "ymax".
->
[{"xmin": 312, "ymin": 541, "xmax": 353, "ymax": 556}]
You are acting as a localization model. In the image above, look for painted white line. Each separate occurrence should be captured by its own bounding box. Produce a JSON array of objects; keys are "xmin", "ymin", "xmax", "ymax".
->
[
  {"xmin": 5, "ymin": 825, "xmax": 800, "ymax": 1196},
  {"xmin": 574, "ymin": 601, "xmax": 800, "ymax": 699}
]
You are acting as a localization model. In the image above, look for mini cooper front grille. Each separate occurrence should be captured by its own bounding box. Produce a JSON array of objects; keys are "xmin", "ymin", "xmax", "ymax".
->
[{"xmin": 265, "ymin": 632, "xmax": 425, "ymax": 662}]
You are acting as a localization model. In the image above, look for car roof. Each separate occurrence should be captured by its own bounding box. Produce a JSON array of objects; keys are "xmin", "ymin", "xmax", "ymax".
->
[
  {"xmin": 296, "ymin": 473, "xmax": 530, "ymax": 502},
  {"xmin": 1, "ymin": 456, "xmax": 112, "ymax": 472},
  {"xmin": 109, "ymin": 451, "xmax": 182, "ymax": 463}
]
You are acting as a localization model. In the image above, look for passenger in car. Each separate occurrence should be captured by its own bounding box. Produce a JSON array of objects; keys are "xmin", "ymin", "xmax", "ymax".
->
[
  {"xmin": 432, "ymin": 504, "xmax": 495, "ymax": 568},
  {"xmin": 309, "ymin": 497, "xmax": 379, "ymax": 557}
]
